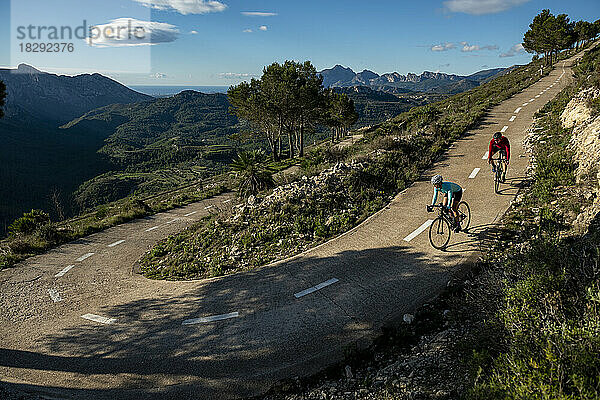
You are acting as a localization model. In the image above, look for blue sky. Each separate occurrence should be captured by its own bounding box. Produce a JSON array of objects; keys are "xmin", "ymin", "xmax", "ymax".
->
[{"xmin": 0, "ymin": 0, "xmax": 599, "ymax": 86}]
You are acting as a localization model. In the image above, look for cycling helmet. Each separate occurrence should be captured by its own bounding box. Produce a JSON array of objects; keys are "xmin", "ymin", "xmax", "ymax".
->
[
  {"xmin": 493, "ymin": 132, "xmax": 502, "ymax": 140},
  {"xmin": 431, "ymin": 175, "xmax": 443, "ymax": 185}
]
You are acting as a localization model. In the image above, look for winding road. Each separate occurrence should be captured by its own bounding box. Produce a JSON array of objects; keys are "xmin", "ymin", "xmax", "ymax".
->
[{"xmin": 0, "ymin": 52, "xmax": 582, "ymax": 399}]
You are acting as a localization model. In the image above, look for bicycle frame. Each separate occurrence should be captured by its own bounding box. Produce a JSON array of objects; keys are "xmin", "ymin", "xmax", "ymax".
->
[{"xmin": 431, "ymin": 204, "xmax": 453, "ymax": 221}]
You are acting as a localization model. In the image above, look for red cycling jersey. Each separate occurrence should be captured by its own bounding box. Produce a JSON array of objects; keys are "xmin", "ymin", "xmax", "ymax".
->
[{"xmin": 488, "ymin": 136, "xmax": 510, "ymax": 161}]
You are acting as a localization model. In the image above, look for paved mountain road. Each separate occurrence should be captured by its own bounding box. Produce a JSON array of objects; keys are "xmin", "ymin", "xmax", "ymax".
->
[{"xmin": 0, "ymin": 53, "xmax": 581, "ymax": 400}]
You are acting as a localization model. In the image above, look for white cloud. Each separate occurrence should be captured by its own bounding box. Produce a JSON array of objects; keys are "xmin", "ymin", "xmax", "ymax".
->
[
  {"xmin": 241, "ymin": 11, "xmax": 277, "ymax": 17},
  {"xmin": 133, "ymin": 0, "xmax": 227, "ymax": 15},
  {"xmin": 150, "ymin": 72, "xmax": 167, "ymax": 78},
  {"xmin": 444, "ymin": 0, "xmax": 530, "ymax": 15},
  {"xmin": 190, "ymin": 30, "xmax": 198, "ymax": 34},
  {"xmin": 259, "ymin": 25, "xmax": 268, "ymax": 31},
  {"xmin": 219, "ymin": 72, "xmax": 257, "ymax": 79},
  {"xmin": 243, "ymin": 29, "xmax": 253, "ymax": 33},
  {"xmin": 461, "ymin": 42, "xmax": 499, "ymax": 52},
  {"xmin": 431, "ymin": 42, "xmax": 455, "ymax": 51},
  {"xmin": 87, "ymin": 18, "xmax": 179, "ymax": 47},
  {"xmin": 500, "ymin": 43, "xmax": 525, "ymax": 57}
]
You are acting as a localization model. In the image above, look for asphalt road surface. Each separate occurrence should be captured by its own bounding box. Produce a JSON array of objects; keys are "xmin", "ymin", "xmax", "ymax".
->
[{"xmin": 0, "ymin": 52, "xmax": 583, "ymax": 399}]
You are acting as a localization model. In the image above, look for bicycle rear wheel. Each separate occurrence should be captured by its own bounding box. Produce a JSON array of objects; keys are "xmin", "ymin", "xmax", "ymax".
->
[
  {"xmin": 429, "ymin": 216, "xmax": 451, "ymax": 250},
  {"xmin": 457, "ymin": 201, "xmax": 471, "ymax": 231}
]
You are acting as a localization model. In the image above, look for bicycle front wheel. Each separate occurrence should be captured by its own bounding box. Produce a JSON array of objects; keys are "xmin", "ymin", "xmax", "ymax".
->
[
  {"xmin": 458, "ymin": 201, "xmax": 471, "ymax": 231},
  {"xmin": 494, "ymin": 167, "xmax": 501, "ymax": 193},
  {"xmin": 429, "ymin": 217, "xmax": 451, "ymax": 250}
]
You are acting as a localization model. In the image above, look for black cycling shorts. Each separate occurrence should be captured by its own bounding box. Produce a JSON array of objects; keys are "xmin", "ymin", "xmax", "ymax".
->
[{"xmin": 451, "ymin": 189, "xmax": 463, "ymax": 207}]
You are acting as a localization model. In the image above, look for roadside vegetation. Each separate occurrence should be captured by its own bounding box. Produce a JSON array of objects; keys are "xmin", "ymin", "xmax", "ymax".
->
[{"xmin": 464, "ymin": 86, "xmax": 598, "ymax": 400}]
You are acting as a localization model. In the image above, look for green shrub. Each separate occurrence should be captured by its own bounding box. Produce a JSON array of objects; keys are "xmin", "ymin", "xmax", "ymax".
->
[{"xmin": 8, "ymin": 210, "xmax": 50, "ymax": 236}]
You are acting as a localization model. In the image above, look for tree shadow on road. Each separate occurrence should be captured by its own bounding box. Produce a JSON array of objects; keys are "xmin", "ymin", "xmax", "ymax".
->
[{"xmin": 0, "ymin": 244, "xmax": 466, "ymax": 400}]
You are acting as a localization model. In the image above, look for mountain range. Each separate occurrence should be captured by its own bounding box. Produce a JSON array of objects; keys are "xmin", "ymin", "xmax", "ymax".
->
[
  {"xmin": 319, "ymin": 65, "xmax": 507, "ymax": 94},
  {"xmin": 0, "ymin": 64, "xmax": 151, "ymax": 126}
]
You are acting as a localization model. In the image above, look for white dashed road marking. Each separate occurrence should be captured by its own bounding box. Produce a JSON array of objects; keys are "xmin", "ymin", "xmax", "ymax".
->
[
  {"xmin": 509, "ymin": 116, "xmax": 516, "ymax": 122},
  {"xmin": 529, "ymin": 98, "xmax": 535, "ymax": 102},
  {"xmin": 182, "ymin": 312, "xmax": 240, "ymax": 325},
  {"xmin": 145, "ymin": 226, "xmax": 160, "ymax": 232},
  {"xmin": 501, "ymin": 126, "xmax": 508, "ymax": 133},
  {"xmin": 535, "ymin": 95, "xmax": 540, "ymax": 98},
  {"xmin": 184, "ymin": 211, "xmax": 197, "ymax": 217},
  {"xmin": 48, "ymin": 289, "xmax": 63, "ymax": 303},
  {"xmin": 223, "ymin": 199, "xmax": 232, "ymax": 204},
  {"xmin": 295, "ymin": 278, "xmax": 340, "ymax": 298},
  {"xmin": 76, "ymin": 253, "xmax": 94, "ymax": 262},
  {"xmin": 469, "ymin": 168, "xmax": 481, "ymax": 179},
  {"xmin": 55, "ymin": 265, "xmax": 75, "ymax": 278},
  {"xmin": 482, "ymin": 151, "xmax": 489, "ymax": 160},
  {"xmin": 522, "ymin": 103, "xmax": 528, "ymax": 107},
  {"xmin": 81, "ymin": 314, "xmax": 116, "ymax": 325},
  {"xmin": 514, "ymin": 107, "xmax": 521, "ymax": 113},
  {"xmin": 403, "ymin": 220, "xmax": 434, "ymax": 242},
  {"xmin": 107, "ymin": 240, "xmax": 125, "ymax": 248},
  {"xmin": 167, "ymin": 218, "xmax": 180, "ymax": 224},
  {"xmin": 204, "ymin": 205, "xmax": 213, "ymax": 210}
]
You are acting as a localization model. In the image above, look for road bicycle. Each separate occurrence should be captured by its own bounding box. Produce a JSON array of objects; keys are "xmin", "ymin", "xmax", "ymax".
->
[
  {"xmin": 491, "ymin": 152, "xmax": 508, "ymax": 194},
  {"xmin": 428, "ymin": 202, "xmax": 471, "ymax": 250}
]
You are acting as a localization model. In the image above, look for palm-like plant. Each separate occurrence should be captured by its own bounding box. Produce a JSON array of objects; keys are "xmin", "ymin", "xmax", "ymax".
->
[{"xmin": 231, "ymin": 150, "xmax": 275, "ymax": 198}]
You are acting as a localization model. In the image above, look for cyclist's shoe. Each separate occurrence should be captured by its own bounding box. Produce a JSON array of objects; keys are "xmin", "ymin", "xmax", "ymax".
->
[
  {"xmin": 454, "ymin": 224, "xmax": 461, "ymax": 233},
  {"xmin": 491, "ymin": 166, "xmax": 496, "ymax": 173},
  {"xmin": 426, "ymin": 205, "xmax": 433, "ymax": 213}
]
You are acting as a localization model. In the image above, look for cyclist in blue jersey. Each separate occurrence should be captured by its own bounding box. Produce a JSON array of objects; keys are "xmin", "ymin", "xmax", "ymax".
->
[{"xmin": 426, "ymin": 175, "xmax": 463, "ymax": 232}]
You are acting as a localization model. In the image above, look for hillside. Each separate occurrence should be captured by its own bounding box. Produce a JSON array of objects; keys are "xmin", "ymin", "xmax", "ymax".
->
[
  {"xmin": 333, "ymin": 86, "xmax": 445, "ymax": 126},
  {"xmin": 60, "ymin": 91, "xmax": 249, "ymax": 209},
  {"xmin": 0, "ymin": 64, "xmax": 151, "ymax": 126},
  {"xmin": 67, "ymin": 86, "xmax": 439, "ymax": 209},
  {"xmin": 0, "ymin": 65, "xmax": 152, "ymax": 232}
]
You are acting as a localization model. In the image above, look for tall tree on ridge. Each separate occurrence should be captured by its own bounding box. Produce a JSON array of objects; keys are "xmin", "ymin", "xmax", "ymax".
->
[
  {"xmin": 229, "ymin": 60, "xmax": 338, "ymax": 160},
  {"xmin": 524, "ymin": 9, "xmax": 554, "ymax": 66}
]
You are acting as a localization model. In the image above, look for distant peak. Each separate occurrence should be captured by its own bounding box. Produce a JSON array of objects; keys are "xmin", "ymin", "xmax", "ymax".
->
[
  {"xmin": 17, "ymin": 64, "xmax": 42, "ymax": 74},
  {"xmin": 329, "ymin": 65, "xmax": 354, "ymax": 72}
]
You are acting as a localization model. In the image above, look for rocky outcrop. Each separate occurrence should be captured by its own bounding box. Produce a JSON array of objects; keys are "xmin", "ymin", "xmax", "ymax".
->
[
  {"xmin": 561, "ymin": 87, "xmax": 600, "ymax": 231},
  {"xmin": 229, "ymin": 160, "xmax": 367, "ymax": 224}
]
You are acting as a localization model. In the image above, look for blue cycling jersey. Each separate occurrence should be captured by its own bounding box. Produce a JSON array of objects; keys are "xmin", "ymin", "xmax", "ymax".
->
[{"xmin": 431, "ymin": 181, "xmax": 462, "ymax": 206}]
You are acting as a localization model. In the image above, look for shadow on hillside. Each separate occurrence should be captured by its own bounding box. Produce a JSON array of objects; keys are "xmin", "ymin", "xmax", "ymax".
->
[{"xmin": 0, "ymin": 244, "xmax": 462, "ymax": 400}]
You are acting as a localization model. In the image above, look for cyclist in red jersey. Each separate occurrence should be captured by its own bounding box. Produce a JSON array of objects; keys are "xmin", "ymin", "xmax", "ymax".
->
[{"xmin": 488, "ymin": 131, "xmax": 510, "ymax": 182}]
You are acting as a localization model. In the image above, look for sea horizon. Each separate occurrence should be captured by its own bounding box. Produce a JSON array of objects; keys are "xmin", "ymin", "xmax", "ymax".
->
[{"xmin": 129, "ymin": 85, "xmax": 230, "ymax": 97}]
